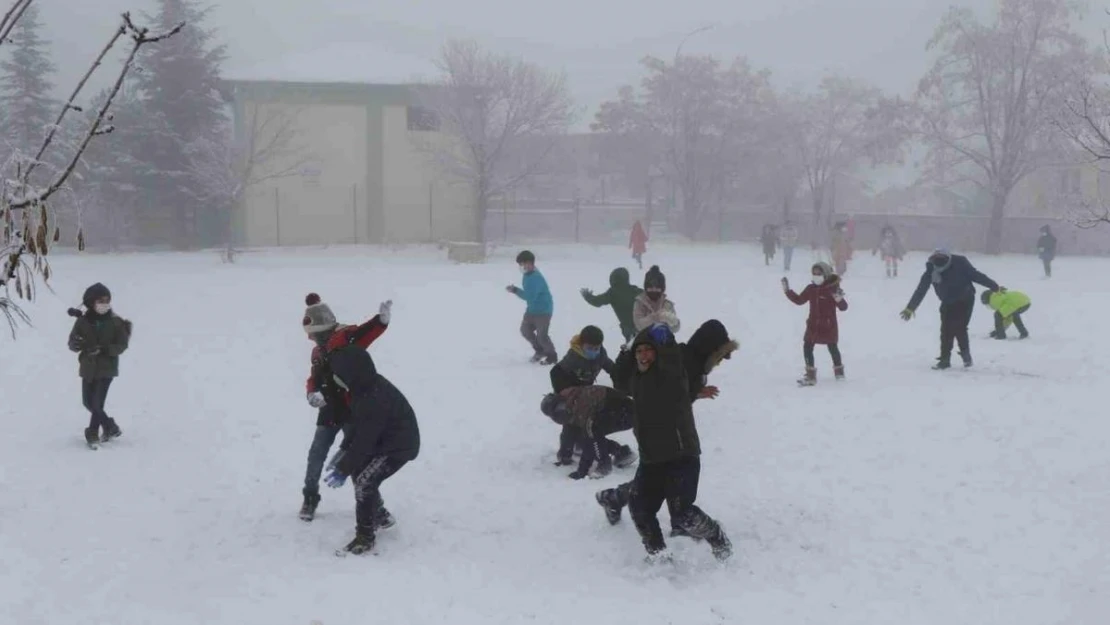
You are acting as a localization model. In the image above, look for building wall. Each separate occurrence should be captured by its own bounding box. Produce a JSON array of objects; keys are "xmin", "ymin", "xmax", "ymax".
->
[
  {"xmin": 240, "ymin": 101, "xmax": 368, "ymax": 246},
  {"xmin": 380, "ymin": 104, "xmax": 475, "ymax": 242}
]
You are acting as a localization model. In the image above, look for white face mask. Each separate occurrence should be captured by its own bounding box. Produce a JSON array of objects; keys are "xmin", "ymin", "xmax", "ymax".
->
[
  {"xmin": 811, "ymin": 275, "xmax": 825, "ymax": 285},
  {"xmin": 519, "ymin": 265, "xmax": 528, "ymax": 274},
  {"xmin": 94, "ymin": 303, "xmax": 111, "ymax": 315}
]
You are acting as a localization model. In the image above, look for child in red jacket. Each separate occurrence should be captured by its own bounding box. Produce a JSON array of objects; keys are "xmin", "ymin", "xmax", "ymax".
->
[
  {"xmin": 299, "ymin": 293, "xmax": 392, "ymax": 522},
  {"xmin": 782, "ymin": 262, "xmax": 848, "ymax": 386}
]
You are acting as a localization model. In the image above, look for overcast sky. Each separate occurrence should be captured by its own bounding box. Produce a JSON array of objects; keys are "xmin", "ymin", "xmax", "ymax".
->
[{"xmin": 30, "ymin": 0, "xmax": 1106, "ymax": 125}]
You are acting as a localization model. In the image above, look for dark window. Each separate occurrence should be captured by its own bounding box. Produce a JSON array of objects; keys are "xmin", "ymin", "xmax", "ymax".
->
[{"xmin": 407, "ymin": 106, "xmax": 439, "ymax": 131}]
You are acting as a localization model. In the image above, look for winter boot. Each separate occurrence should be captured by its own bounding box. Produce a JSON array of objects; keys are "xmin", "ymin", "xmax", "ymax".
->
[
  {"xmin": 84, "ymin": 426, "xmax": 99, "ymax": 448},
  {"xmin": 706, "ymin": 524, "xmax": 733, "ymax": 562},
  {"xmin": 100, "ymin": 419, "xmax": 122, "ymax": 442},
  {"xmin": 299, "ymin": 490, "xmax": 321, "ymax": 521},
  {"xmin": 834, "ymin": 365, "xmax": 845, "ymax": 380},
  {"xmin": 1019, "ymin": 331, "xmax": 1029, "ymax": 339},
  {"xmin": 932, "ymin": 356, "xmax": 951, "ymax": 370},
  {"xmin": 338, "ymin": 532, "xmax": 375, "ymax": 556},
  {"xmin": 960, "ymin": 351, "xmax": 973, "ymax": 368},
  {"xmin": 613, "ymin": 445, "xmax": 638, "ymax": 469},
  {"xmin": 797, "ymin": 366, "xmax": 817, "ymax": 386},
  {"xmin": 529, "ymin": 353, "xmax": 544, "ymax": 364},
  {"xmin": 539, "ymin": 354, "xmax": 557, "ymax": 366},
  {"xmin": 595, "ymin": 489, "xmax": 623, "ymax": 525},
  {"xmin": 374, "ymin": 506, "xmax": 395, "ymax": 530}
]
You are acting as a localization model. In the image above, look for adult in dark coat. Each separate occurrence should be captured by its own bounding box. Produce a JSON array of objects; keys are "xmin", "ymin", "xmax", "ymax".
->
[
  {"xmin": 316, "ymin": 306, "xmax": 420, "ymax": 556},
  {"xmin": 1036, "ymin": 225, "xmax": 1057, "ymax": 278},
  {"xmin": 901, "ymin": 249, "xmax": 1001, "ymax": 369},
  {"xmin": 595, "ymin": 324, "xmax": 734, "ymax": 561}
]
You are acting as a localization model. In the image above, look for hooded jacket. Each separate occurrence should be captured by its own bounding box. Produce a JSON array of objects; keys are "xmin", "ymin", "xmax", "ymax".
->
[
  {"xmin": 66, "ymin": 283, "xmax": 132, "ymax": 379},
  {"xmin": 785, "ymin": 265, "xmax": 848, "ymax": 345},
  {"xmin": 633, "ymin": 293, "xmax": 679, "ymax": 333},
  {"xmin": 550, "ymin": 334, "xmax": 615, "ymax": 393},
  {"xmin": 984, "ymin": 289, "xmax": 1031, "ymax": 321},
  {"xmin": 907, "ymin": 253, "xmax": 999, "ymax": 310},
  {"xmin": 581, "ymin": 268, "xmax": 643, "ymax": 340},
  {"xmin": 621, "ymin": 328, "xmax": 700, "ymax": 464},
  {"xmin": 682, "ymin": 320, "xmax": 739, "ymax": 399}
]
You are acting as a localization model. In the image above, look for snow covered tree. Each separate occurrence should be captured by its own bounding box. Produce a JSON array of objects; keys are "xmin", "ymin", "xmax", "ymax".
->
[
  {"xmin": 131, "ymin": 0, "xmax": 226, "ymax": 249},
  {"xmin": 594, "ymin": 55, "xmax": 777, "ymax": 238},
  {"xmin": 916, "ymin": 0, "xmax": 1093, "ymax": 252},
  {"xmin": 416, "ymin": 39, "xmax": 576, "ymax": 244},
  {"xmin": 786, "ymin": 76, "xmax": 907, "ymax": 234},
  {"xmin": 186, "ymin": 102, "xmax": 313, "ymax": 262},
  {"xmin": 0, "ymin": 2, "xmax": 55, "ymax": 183},
  {"xmin": 0, "ymin": 0, "xmax": 182, "ymax": 335}
]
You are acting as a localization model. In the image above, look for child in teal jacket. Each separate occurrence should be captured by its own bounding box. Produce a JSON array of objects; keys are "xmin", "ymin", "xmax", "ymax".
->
[{"xmin": 506, "ymin": 250, "xmax": 557, "ymax": 364}]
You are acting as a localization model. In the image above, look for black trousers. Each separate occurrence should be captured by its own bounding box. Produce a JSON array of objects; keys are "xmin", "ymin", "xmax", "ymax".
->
[
  {"xmin": 627, "ymin": 456, "xmax": 721, "ymax": 553},
  {"xmin": 352, "ymin": 455, "xmax": 407, "ymax": 536},
  {"xmin": 939, "ymin": 298, "xmax": 974, "ymax": 360},
  {"xmin": 81, "ymin": 378, "xmax": 114, "ymax": 431},
  {"xmin": 803, "ymin": 342, "xmax": 842, "ymax": 368},
  {"xmin": 1042, "ymin": 257, "xmax": 1052, "ymax": 277},
  {"xmin": 994, "ymin": 304, "xmax": 1030, "ymax": 337}
]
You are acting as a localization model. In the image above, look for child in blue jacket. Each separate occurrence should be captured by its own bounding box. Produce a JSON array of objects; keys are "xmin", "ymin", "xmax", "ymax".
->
[{"xmin": 506, "ymin": 250, "xmax": 557, "ymax": 364}]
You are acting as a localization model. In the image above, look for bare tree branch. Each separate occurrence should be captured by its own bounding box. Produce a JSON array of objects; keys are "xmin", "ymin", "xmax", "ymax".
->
[
  {"xmin": 414, "ymin": 39, "xmax": 576, "ymax": 243},
  {"xmin": 0, "ymin": 2, "xmax": 181, "ymax": 336}
]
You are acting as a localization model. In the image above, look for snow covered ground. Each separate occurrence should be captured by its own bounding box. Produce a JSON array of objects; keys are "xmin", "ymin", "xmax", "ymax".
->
[{"xmin": 1, "ymin": 243, "xmax": 1107, "ymax": 625}]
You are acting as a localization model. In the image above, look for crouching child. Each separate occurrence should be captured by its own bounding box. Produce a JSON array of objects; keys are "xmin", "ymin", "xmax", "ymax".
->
[
  {"xmin": 981, "ymin": 289, "xmax": 1031, "ymax": 340},
  {"xmin": 304, "ymin": 299, "xmax": 420, "ymax": 556},
  {"xmin": 299, "ymin": 293, "xmax": 391, "ymax": 521},
  {"xmin": 540, "ymin": 386, "xmax": 637, "ymax": 479}
]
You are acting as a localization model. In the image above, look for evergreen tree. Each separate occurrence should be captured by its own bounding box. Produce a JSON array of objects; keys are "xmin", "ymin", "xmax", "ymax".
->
[
  {"xmin": 0, "ymin": 3, "xmax": 57, "ymax": 181},
  {"xmin": 133, "ymin": 0, "xmax": 227, "ymax": 248}
]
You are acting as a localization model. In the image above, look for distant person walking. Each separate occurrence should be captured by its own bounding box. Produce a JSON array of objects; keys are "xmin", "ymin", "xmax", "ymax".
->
[
  {"xmin": 1036, "ymin": 225, "xmax": 1057, "ymax": 278},
  {"xmin": 629, "ymin": 220, "xmax": 648, "ymax": 269},
  {"xmin": 779, "ymin": 220, "xmax": 799, "ymax": 271}
]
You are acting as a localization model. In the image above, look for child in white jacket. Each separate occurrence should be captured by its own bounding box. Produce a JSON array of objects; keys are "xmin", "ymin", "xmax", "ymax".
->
[{"xmin": 633, "ymin": 265, "xmax": 680, "ymax": 335}]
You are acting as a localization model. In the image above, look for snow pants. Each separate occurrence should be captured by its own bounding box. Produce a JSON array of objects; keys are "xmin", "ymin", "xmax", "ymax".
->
[
  {"xmin": 939, "ymin": 297, "xmax": 975, "ymax": 361},
  {"xmin": 81, "ymin": 378, "xmax": 113, "ymax": 432},
  {"xmin": 627, "ymin": 456, "xmax": 724, "ymax": 554},
  {"xmin": 520, "ymin": 313, "xmax": 557, "ymax": 360},
  {"xmin": 1042, "ymin": 257, "xmax": 1052, "ymax": 277},
  {"xmin": 353, "ymin": 455, "xmax": 407, "ymax": 537}
]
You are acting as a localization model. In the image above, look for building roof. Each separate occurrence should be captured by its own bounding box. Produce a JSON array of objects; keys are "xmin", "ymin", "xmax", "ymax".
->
[{"xmin": 223, "ymin": 41, "xmax": 437, "ymax": 85}]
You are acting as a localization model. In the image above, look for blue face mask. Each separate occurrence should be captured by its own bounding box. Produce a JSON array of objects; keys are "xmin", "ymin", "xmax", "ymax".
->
[{"xmin": 583, "ymin": 346, "xmax": 601, "ymax": 360}]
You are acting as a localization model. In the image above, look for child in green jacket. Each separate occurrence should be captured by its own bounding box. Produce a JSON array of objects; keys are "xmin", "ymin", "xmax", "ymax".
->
[
  {"xmin": 67, "ymin": 283, "xmax": 132, "ymax": 447},
  {"xmin": 580, "ymin": 268, "xmax": 643, "ymax": 342},
  {"xmin": 980, "ymin": 289, "xmax": 1030, "ymax": 340}
]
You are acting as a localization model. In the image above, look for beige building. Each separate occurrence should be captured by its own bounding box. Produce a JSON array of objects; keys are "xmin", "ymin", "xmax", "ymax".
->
[{"xmin": 221, "ymin": 79, "xmax": 476, "ymax": 246}]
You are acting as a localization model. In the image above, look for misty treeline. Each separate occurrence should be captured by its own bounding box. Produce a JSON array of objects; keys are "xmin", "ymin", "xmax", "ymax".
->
[{"xmin": 415, "ymin": 0, "xmax": 1110, "ymax": 250}]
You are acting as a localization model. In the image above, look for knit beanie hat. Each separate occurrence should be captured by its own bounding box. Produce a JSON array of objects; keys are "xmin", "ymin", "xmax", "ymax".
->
[
  {"xmin": 644, "ymin": 265, "xmax": 666, "ymax": 291},
  {"xmin": 580, "ymin": 325, "xmax": 604, "ymax": 346},
  {"xmin": 302, "ymin": 293, "xmax": 337, "ymax": 334}
]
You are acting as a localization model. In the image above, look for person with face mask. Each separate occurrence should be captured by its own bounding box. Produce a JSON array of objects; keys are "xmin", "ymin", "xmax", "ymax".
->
[
  {"xmin": 632, "ymin": 265, "xmax": 680, "ymax": 336},
  {"xmin": 66, "ymin": 282, "xmax": 132, "ymax": 448},
  {"xmin": 900, "ymin": 248, "xmax": 1001, "ymax": 369},
  {"xmin": 298, "ymin": 293, "xmax": 392, "ymax": 523},
  {"xmin": 549, "ymin": 325, "xmax": 634, "ymax": 468},
  {"xmin": 782, "ymin": 262, "xmax": 848, "ymax": 386}
]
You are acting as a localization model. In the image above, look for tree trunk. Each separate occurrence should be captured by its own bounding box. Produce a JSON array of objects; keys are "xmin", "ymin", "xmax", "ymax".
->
[
  {"xmin": 474, "ymin": 181, "xmax": 489, "ymax": 244},
  {"xmin": 985, "ymin": 190, "xmax": 1007, "ymax": 254},
  {"xmin": 810, "ymin": 192, "xmax": 824, "ymax": 248}
]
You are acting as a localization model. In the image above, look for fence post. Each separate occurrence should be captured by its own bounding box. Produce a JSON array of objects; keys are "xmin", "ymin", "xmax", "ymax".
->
[
  {"xmin": 352, "ymin": 183, "xmax": 358, "ymax": 244},
  {"xmin": 574, "ymin": 198, "xmax": 581, "ymax": 243},
  {"xmin": 274, "ymin": 187, "xmax": 281, "ymax": 247}
]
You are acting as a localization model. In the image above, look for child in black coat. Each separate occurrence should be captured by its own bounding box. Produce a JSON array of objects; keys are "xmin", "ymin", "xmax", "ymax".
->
[{"xmin": 66, "ymin": 283, "xmax": 132, "ymax": 448}]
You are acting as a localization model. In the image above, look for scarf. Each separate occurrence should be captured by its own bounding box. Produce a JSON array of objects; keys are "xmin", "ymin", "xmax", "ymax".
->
[{"xmin": 931, "ymin": 255, "xmax": 952, "ymax": 284}]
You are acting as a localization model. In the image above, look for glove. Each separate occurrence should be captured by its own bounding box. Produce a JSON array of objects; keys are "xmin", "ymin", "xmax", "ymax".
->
[
  {"xmin": 307, "ymin": 391, "xmax": 326, "ymax": 408},
  {"xmin": 900, "ymin": 308, "xmax": 914, "ymax": 321},
  {"xmin": 553, "ymin": 454, "xmax": 574, "ymax": 467},
  {"xmin": 379, "ymin": 300, "xmax": 392, "ymax": 324},
  {"xmin": 580, "ymin": 288, "xmax": 592, "ymax": 297},
  {"xmin": 325, "ymin": 449, "xmax": 346, "ymax": 473},
  {"xmin": 567, "ymin": 469, "xmax": 588, "ymax": 480},
  {"xmin": 324, "ymin": 469, "xmax": 347, "ymax": 488}
]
